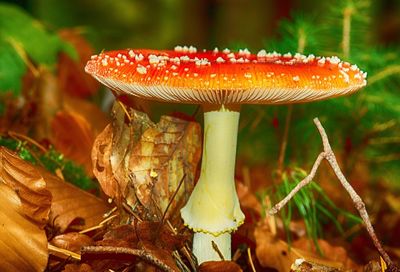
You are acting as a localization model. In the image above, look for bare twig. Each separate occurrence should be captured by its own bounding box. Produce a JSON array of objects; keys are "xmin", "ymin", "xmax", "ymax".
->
[
  {"xmin": 211, "ymin": 241, "xmax": 225, "ymax": 261},
  {"xmin": 269, "ymin": 118, "xmax": 399, "ymax": 272},
  {"xmin": 48, "ymin": 243, "xmax": 81, "ymax": 261},
  {"xmin": 81, "ymin": 245, "xmax": 175, "ymax": 272},
  {"xmin": 247, "ymin": 247, "xmax": 257, "ymax": 272},
  {"xmin": 160, "ymin": 174, "xmax": 186, "ymax": 225}
]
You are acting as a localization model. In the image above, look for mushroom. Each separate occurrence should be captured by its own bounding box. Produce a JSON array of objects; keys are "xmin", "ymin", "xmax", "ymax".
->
[{"xmin": 85, "ymin": 46, "xmax": 367, "ymax": 264}]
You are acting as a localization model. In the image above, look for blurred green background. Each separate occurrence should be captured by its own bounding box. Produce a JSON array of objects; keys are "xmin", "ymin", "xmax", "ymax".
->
[
  {"xmin": 3, "ymin": 0, "xmax": 400, "ymax": 49},
  {"xmin": 0, "ymin": 0, "xmax": 399, "ymax": 189}
]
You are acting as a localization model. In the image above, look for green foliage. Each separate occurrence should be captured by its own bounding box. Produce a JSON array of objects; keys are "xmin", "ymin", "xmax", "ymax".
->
[
  {"xmin": 0, "ymin": 136, "xmax": 97, "ymax": 191},
  {"xmin": 0, "ymin": 3, "xmax": 77, "ymax": 95},
  {"xmin": 271, "ymin": 169, "xmax": 362, "ymax": 251},
  {"xmin": 241, "ymin": 0, "xmax": 400, "ymax": 184},
  {"xmin": 0, "ymin": 40, "xmax": 26, "ymax": 95}
]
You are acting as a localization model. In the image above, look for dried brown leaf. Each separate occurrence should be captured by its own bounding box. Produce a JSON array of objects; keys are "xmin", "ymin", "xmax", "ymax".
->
[
  {"xmin": 58, "ymin": 29, "xmax": 100, "ymax": 98},
  {"xmin": 63, "ymin": 95, "xmax": 109, "ymax": 134},
  {"xmin": 254, "ymin": 221, "xmax": 346, "ymax": 272},
  {"xmin": 293, "ymin": 238, "xmax": 360, "ymax": 271},
  {"xmin": 198, "ymin": 261, "xmax": 243, "ymax": 272},
  {"xmin": 135, "ymin": 221, "xmax": 189, "ymax": 251},
  {"xmin": 236, "ymin": 181, "xmax": 262, "ymax": 216},
  {"xmin": 92, "ymin": 124, "xmax": 120, "ymax": 200},
  {"xmin": 290, "ymin": 259, "xmax": 342, "ymax": 271},
  {"xmin": 51, "ymin": 232, "xmax": 94, "ymax": 253},
  {"xmin": 91, "ymin": 222, "xmax": 187, "ymax": 272},
  {"xmin": 93, "ymin": 102, "xmax": 202, "ymax": 223},
  {"xmin": 51, "ymin": 110, "xmax": 95, "ymax": 175},
  {"xmin": 44, "ymin": 168, "xmax": 109, "ymax": 233},
  {"xmin": 0, "ymin": 183, "xmax": 48, "ymax": 272},
  {"xmin": 36, "ymin": 67, "xmax": 63, "ymax": 140},
  {"xmin": 110, "ymin": 104, "xmax": 155, "ymax": 207},
  {"xmin": 127, "ymin": 113, "xmax": 201, "ymax": 221},
  {"xmin": 0, "ymin": 147, "xmax": 52, "ymax": 228},
  {"xmin": 63, "ymin": 263, "xmax": 93, "ymax": 272}
]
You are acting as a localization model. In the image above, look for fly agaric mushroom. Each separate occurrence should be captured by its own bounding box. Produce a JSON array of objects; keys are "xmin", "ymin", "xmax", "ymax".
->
[{"xmin": 85, "ymin": 46, "xmax": 367, "ymax": 264}]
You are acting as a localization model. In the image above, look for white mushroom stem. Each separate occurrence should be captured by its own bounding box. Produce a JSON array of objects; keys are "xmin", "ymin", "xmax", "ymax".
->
[{"xmin": 181, "ymin": 106, "xmax": 245, "ymax": 264}]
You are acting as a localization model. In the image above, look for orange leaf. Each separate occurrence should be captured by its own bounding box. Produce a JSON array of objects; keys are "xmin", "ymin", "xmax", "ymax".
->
[
  {"xmin": 51, "ymin": 232, "xmax": 94, "ymax": 253},
  {"xmin": 63, "ymin": 94, "xmax": 109, "ymax": 134},
  {"xmin": 199, "ymin": 261, "xmax": 243, "ymax": 272},
  {"xmin": 58, "ymin": 29, "xmax": 100, "ymax": 98},
  {"xmin": 51, "ymin": 110, "xmax": 95, "ymax": 175},
  {"xmin": 43, "ymin": 168, "xmax": 110, "ymax": 233},
  {"xmin": 254, "ymin": 221, "xmax": 347, "ymax": 271},
  {"xmin": 0, "ymin": 147, "xmax": 52, "ymax": 228},
  {"xmin": 0, "ymin": 183, "xmax": 48, "ymax": 272}
]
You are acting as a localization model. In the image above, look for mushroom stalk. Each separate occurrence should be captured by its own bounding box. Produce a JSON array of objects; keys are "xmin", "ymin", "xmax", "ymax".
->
[{"xmin": 181, "ymin": 107, "xmax": 244, "ymax": 264}]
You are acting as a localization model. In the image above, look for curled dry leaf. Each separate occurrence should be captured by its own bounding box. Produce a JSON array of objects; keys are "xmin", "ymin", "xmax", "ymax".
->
[
  {"xmin": 0, "ymin": 146, "xmax": 52, "ymax": 228},
  {"xmin": 128, "ymin": 113, "xmax": 201, "ymax": 220},
  {"xmin": 110, "ymin": 104, "xmax": 155, "ymax": 207},
  {"xmin": 293, "ymin": 238, "xmax": 359, "ymax": 271},
  {"xmin": 51, "ymin": 232, "xmax": 94, "ymax": 253},
  {"xmin": 290, "ymin": 259, "xmax": 341, "ymax": 272},
  {"xmin": 0, "ymin": 182, "xmax": 48, "ymax": 272},
  {"xmin": 93, "ymin": 102, "xmax": 202, "ymax": 222},
  {"xmin": 198, "ymin": 261, "xmax": 243, "ymax": 272},
  {"xmin": 43, "ymin": 168, "xmax": 110, "ymax": 233},
  {"xmin": 254, "ymin": 220, "xmax": 346, "ymax": 272},
  {"xmin": 51, "ymin": 110, "xmax": 95, "ymax": 175},
  {"xmin": 92, "ymin": 124, "xmax": 119, "ymax": 200}
]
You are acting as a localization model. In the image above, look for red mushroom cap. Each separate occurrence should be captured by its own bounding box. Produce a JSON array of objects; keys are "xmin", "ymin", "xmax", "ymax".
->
[{"xmin": 85, "ymin": 46, "xmax": 367, "ymax": 104}]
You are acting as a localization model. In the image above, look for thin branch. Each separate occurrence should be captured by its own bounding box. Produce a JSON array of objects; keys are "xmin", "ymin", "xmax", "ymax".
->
[
  {"xmin": 247, "ymin": 247, "xmax": 257, "ymax": 272},
  {"xmin": 211, "ymin": 241, "xmax": 225, "ymax": 261},
  {"xmin": 269, "ymin": 152, "xmax": 325, "ymax": 215},
  {"xmin": 81, "ymin": 245, "xmax": 175, "ymax": 272},
  {"xmin": 269, "ymin": 118, "xmax": 399, "ymax": 272},
  {"xmin": 160, "ymin": 174, "xmax": 186, "ymax": 225}
]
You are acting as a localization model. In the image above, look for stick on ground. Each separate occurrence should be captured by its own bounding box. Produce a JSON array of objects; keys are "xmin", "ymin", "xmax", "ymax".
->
[{"xmin": 269, "ymin": 118, "xmax": 399, "ymax": 272}]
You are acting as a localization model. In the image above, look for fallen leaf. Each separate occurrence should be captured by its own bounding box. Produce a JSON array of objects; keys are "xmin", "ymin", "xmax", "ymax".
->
[
  {"xmin": 236, "ymin": 181, "xmax": 262, "ymax": 217},
  {"xmin": 92, "ymin": 124, "xmax": 120, "ymax": 200},
  {"xmin": 58, "ymin": 29, "xmax": 100, "ymax": 98},
  {"xmin": 63, "ymin": 263, "xmax": 93, "ymax": 272},
  {"xmin": 127, "ymin": 111, "xmax": 202, "ymax": 222},
  {"xmin": 198, "ymin": 261, "xmax": 243, "ymax": 272},
  {"xmin": 110, "ymin": 104, "xmax": 155, "ymax": 207},
  {"xmin": 0, "ymin": 182, "xmax": 48, "ymax": 272},
  {"xmin": 44, "ymin": 168, "xmax": 110, "ymax": 232},
  {"xmin": 290, "ymin": 258, "xmax": 341, "ymax": 271},
  {"xmin": 254, "ymin": 220, "xmax": 346, "ymax": 272},
  {"xmin": 51, "ymin": 110, "xmax": 95, "ymax": 175},
  {"xmin": 89, "ymin": 222, "xmax": 188, "ymax": 272},
  {"xmin": 0, "ymin": 146, "xmax": 52, "ymax": 228},
  {"xmin": 35, "ymin": 67, "xmax": 63, "ymax": 140},
  {"xmin": 51, "ymin": 232, "xmax": 94, "ymax": 253},
  {"xmin": 93, "ymin": 102, "xmax": 202, "ymax": 223},
  {"xmin": 63, "ymin": 94, "xmax": 109, "ymax": 134},
  {"xmin": 293, "ymin": 238, "xmax": 359, "ymax": 271}
]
